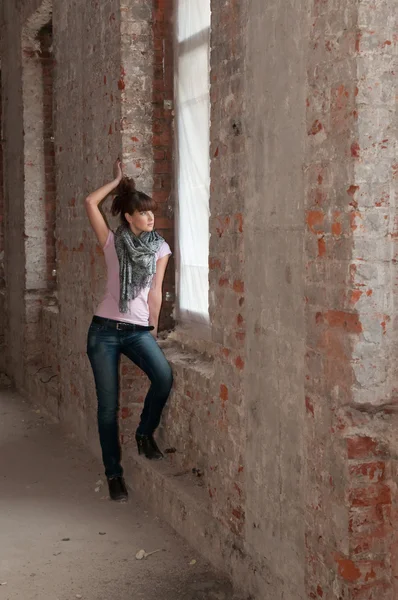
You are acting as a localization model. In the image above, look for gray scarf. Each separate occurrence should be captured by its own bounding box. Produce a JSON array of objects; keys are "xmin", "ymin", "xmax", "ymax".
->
[{"xmin": 114, "ymin": 225, "xmax": 164, "ymax": 313}]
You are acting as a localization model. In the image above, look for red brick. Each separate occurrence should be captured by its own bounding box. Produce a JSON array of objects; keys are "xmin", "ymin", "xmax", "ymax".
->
[
  {"xmin": 233, "ymin": 280, "xmax": 244, "ymax": 293},
  {"xmin": 154, "ymin": 160, "xmax": 172, "ymax": 174},
  {"xmin": 121, "ymin": 407, "xmax": 131, "ymax": 419},
  {"xmin": 323, "ymin": 311, "xmax": 362, "ymax": 333},
  {"xmin": 334, "ymin": 555, "xmax": 361, "ymax": 582},
  {"xmin": 152, "ymin": 190, "xmax": 170, "ymax": 203},
  {"xmin": 220, "ymin": 385, "xmax": 228, "ymax": 401},
  {"xmin": 154, "ymin": 149, "xmax": 165, "ymax": 161},
  {"xmin": 234, "ymin": 356, "xmax": 244, "ymax": 370},
  {"xmin": 317, "ymin": 237, "xmax": 326, "ymax": 257},
  {"xmin": 308, "ymin": 120, "xmax": 323, "ymax": 135},
  {"xmin": 347, "ymin": 184, "xmax": 360, "ymax": 197},
  {"xmin": 349, "ymin": 505, "xmax": 390, "ymax": 534},
  {"xmin": 209, "ymin": 258, "xmax": 222, "ymax": 270},
  {"xmin": 351, "ymin": 142, "xmax": 360, "ymax": 158},
  {"xmin": 155, "ymin": 217, "xmax": 173, "ymax": 230},
  {"xmin": 305, "ymin": 396, "xmax": 315, "ymax": 416},
  {"xmin": 347, "ymin": 437, "xmax": 388, "ymax": 460},
  {"xmin": 306, "ymin": 210, "xmax": 324, "ymax": 233},
  {"xmin": 349, "ymin": 484, "xmax": 392, "ymax": 507},
  {"xmin": 349, "ymin": 462, "xmax": 386, "ymax": 484},
  {"xmin": 352, "ymin": 581, "xmax": 393, "ymax": 600},
  {"xmin": 351, "ymin": 528, "xmax": 391, "ymax": 558}
]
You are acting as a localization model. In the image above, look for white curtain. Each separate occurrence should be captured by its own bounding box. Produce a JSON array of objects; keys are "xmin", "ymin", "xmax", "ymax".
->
[{"xmin": 176, "ymin": 0, "xmax": 211, "ymax": 325}]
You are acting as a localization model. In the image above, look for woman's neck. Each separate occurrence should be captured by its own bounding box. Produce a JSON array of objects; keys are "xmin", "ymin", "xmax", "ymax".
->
[{"xmin": 129, "ymin": 224, "xmax": 143, "ymax": 237}]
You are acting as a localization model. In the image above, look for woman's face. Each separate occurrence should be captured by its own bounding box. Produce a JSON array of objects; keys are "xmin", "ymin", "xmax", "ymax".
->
[{"xmin": 125, "ymin": 210, "xmax": 155, "ymax": 236}]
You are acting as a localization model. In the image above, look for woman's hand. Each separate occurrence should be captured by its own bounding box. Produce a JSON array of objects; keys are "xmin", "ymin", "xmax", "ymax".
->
[{"xmin": 113, "ymin": 158, "xmax": 123, "ymax": 184}]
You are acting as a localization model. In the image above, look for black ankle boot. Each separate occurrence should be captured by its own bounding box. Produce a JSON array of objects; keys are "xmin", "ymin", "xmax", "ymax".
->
[
  {"xmin": 149, "ymin": 435, "xmax": 164, "ymax": 459},
  {"xmin": 107, "ymin": 476, "xmax": 128, "ymax": 502},
  {"xmin": 136, "ymin": 434, "xmax": 163, "ymax": 460}
]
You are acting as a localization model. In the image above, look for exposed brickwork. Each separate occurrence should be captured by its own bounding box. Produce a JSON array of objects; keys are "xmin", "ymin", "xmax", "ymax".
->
[
  {"xmin": 1, "ymin": 1, "xmax": 25, "ymax": 382},
  {"xmin": 38, "ymin": 22, "xmax": 57, "ymax": 290},
  {"xmin": 304, "ymin": 0, "xmax": 398, "ymax": 598},
  {"xmin": 205, "ymin": 0, "xmax": 247, "ymax": 557},
  {"xmin": 304, "ymin": 0, "xmax": 361, "ymax": 588},
  {"xmin": 1, "ymin": 0, "xmax": 398, "ymax": 599},
  {"xmin": 151, "ymin": 0, "xmax": 174, "ymax": 331},
  {"xmin": 54, "ymin": 0, "xmax": 124, "ymax": 430},
  {"xmin": 0, "ymin": 71, "xmax": 5, "ymax": 372},
  {"xmin": 0, "ymin": 71, "xmax": 4, "ymax": 285},
  {"xmin": 119, "ymin": 0, "xmax": 174, "ymax": 331}
]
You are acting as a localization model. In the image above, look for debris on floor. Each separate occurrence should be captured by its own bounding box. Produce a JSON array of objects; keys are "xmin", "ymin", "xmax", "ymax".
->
[
  {"xmin": 94, "ymin": 479, "xmax": 104, "ymax": 493},
  {"xmin": 135, "ymin": 549, "xmax": 162, "ymax": 560},
  {"xmin": 0, "ymin": 390, "xmax": 240, "ymax": 600}
]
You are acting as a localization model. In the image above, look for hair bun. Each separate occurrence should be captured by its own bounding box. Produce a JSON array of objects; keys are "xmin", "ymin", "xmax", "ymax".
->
[
  {"xmin": 112, "ymin": 177, "xmax": 137, "ymax": 217},
  {"xmin": 117, "ymin": 176, "xmax": 136, "ymax": 197}
]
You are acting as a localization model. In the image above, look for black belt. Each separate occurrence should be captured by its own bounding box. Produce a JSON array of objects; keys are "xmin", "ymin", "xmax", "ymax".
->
[{"xmin": 92, "ymin": 316, "xmax": 154, "ymax": 332}]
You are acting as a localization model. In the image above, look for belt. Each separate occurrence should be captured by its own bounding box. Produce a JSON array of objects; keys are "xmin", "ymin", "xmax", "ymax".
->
[{"xmin": 92, "ymin": 316, "xmax": 154, "ymax": 332}]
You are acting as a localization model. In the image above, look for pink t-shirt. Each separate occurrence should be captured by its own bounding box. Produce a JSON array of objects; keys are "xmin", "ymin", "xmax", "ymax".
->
[{"xmin": 95, "ymin": 230, "xmax": 171, "ymax": 326}]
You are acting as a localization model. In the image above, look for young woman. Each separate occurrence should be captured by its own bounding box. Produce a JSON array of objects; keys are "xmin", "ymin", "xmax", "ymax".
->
[{"xmin": 85, "ymin": 159, "xmax": 173, "ymax": 502}]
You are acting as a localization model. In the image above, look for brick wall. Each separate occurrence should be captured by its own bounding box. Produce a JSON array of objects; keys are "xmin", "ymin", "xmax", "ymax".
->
[
  {"xmin": 0, "ymin": 71, "xmax": 4, "ymax": 285},
  {"xmin": 152, "ymin": 0, "xmax": 174, "ymax": 331},
  {"xmin": 53, "ymin": 0, "xmax": 123, "ymax": 436},
  {"xmin": 207, "ymin": 0, "xmax": 247, "ymax": 550},
  {"xmin": 38, "ymin": 22, "xmax": 57, "ymax": 291},
  {"xmin": 304, "ymin": 0, "xmax": 359, "ymax": 595},
  {"xmin": 21, "ymin": 1, "xmax": 55, "ymax": 363},
  {"xmin": 304, "ymin": 0, "xmax": 398, "ymax": 598},
  {"xmin": 1, "ymin": 0, "xmax": 26, "ymax": 384},
  {"xmin": 0, "ymin": 70, "xmax": 5, "ymax": 373},
  {"xmin": 0, "ymin": 0, "xmax": 57, "ymax": 378},
  {"xmin": 117, "ymin": 0, "xmax": 174, "ymax": 332},
  {"xmin": 1, "ymin": 0, "xmax": 398, "ymax": 598},
  {"xmin": 345, "ymin": 1, "xmax": 398, "ymax": 596},
  {"xmin": 120, "ymin": 1, "xmax": 251, "ymax": 583},
  {"xmin": 51, "ymin": 0, "xmax": 172, "ymax": 434}
]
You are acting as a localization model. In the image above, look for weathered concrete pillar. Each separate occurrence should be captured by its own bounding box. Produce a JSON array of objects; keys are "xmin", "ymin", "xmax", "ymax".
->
[
  {"xmin": 304, "ymin": 0, "xmax": 398, "ymax": 597},
  {"xmin": 1, "ymin": 0, "xmax": 26, "ymax": 387},
  {"xmin": 243, "ymin": 0, "xmax": 308, "ymax": 596}
]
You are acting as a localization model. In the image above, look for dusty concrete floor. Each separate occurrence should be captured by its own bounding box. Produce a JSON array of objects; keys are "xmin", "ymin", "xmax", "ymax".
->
[{"xmin": 0, "ymin": 388, "xmax": 236, "ymax": 600}]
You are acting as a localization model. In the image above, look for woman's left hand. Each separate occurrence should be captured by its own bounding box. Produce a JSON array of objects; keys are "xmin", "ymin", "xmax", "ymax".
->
[{"xmin": 113, "ymin": 158, "xmax": 123, "ymax": 184}]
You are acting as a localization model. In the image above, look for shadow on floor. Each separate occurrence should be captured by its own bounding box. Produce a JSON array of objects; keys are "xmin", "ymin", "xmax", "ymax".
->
[{"xmin": 0, "ymin": 388, "xmax": 238, "ymax": 600}]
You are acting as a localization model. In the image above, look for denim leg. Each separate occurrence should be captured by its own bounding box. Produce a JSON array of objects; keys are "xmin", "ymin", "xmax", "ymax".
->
[
  {"xmin": 87, "ymin": 325, "xmax": 122, "ymax": 478},
  {"xmin": 121, "ymin": 332, "xmax": 173, "ymax": 436}
]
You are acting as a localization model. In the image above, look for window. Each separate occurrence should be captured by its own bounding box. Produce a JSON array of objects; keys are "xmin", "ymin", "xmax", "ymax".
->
[{"xmin": 175, "ymin": 0, "xmax": 211, "ymax": 326}]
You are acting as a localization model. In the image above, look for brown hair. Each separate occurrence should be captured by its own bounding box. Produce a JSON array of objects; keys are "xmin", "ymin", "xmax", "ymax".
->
[{"xmin": 111, "ymin": 177, "xmax": 157, "ymax": 225}]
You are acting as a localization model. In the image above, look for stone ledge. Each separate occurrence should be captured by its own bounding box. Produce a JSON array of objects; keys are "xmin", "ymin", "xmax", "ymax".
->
[
  {"xmin": 160, "ymin": 338, "xmax": 214, "ymax": 378},
  {"xmin": 155, "ymin": 339, "xmax": 215, "ymax": 469},
  {"xmin": 123, "ymin": 451, "xmax": 249, "ymax": 600},
  {"xmin": 119, "ymin": 338, "xmax": 216, "ymax": 473},
  {"xmin": 165, "ymin": 327, "xmax": 220, "ymax": 359}
]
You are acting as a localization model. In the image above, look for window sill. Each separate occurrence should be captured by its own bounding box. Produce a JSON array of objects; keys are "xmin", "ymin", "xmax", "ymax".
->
[{"xmin": 165, "ymin": 326, "xmax": 219, "ymax": 359}]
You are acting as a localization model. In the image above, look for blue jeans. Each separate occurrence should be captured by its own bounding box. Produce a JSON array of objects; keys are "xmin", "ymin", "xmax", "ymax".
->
[{"xmin": 87, "ymin": 319, "xmax": 173, "ymax": 478}]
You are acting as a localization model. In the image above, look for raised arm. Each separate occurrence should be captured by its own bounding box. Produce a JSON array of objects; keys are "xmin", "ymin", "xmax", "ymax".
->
[
  {"xmin": 148, "ymin": 254, "xmax": 170, "ymax": 337},
  {"xmin": 85, "ymin": 159, "xmax": 123, "ymax": 247}
]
